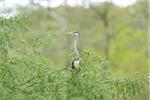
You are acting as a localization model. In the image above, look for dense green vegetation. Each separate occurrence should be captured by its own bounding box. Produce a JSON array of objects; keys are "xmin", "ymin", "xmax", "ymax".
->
[{"xmin": 0, "ymin": 0, "xmax": 149, "ymax": 100}]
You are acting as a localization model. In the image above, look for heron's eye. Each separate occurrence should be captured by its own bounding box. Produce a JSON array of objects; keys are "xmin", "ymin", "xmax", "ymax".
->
[{"xmin": 73, "ymin": 32, "xmax": 79, "ymax": 36}]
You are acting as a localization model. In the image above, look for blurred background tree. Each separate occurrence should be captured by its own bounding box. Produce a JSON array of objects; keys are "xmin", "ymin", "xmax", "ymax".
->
[{"xmin": 0, "ymin": 0, "xmax": 148, "ymax": 77}]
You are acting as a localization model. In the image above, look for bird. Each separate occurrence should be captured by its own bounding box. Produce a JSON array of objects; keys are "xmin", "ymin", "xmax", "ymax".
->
[{"xmin": 64, "ymin": 31, "xmax": 80, "ymax": 69}]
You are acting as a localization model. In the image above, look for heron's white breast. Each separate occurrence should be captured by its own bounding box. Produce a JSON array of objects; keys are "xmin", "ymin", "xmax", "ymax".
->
[{"xmin": 73, "ymin": 60, "xmax": 80, "ymax": 68}]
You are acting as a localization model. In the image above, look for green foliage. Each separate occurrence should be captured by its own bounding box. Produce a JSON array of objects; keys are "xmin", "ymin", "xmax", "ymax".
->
[
  {"xmin": 0, "ymin": 1, "xmax": 148, "ymax": 100},
  {"xmin": 0, "ymin": 47, "xmax": 148, "ymax": 100},
  {"xmin": 0, "ymin": 18, "xmax": 148, "ymax": 99}
]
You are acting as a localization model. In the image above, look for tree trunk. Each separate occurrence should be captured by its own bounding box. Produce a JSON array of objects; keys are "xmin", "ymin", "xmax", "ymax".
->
[
  {"xmin": 103, "ymin": 3, "xmax": 110, "ymax": 58},
  {"xmin": 90, "ymin": 1, "xmax": 111, "ymax": 58}
]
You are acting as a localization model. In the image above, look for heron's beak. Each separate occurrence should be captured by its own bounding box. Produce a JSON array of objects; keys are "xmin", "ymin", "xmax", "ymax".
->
[{"xmin": 64, "ymin": 32, "xmax": 72, "ymax": 35}]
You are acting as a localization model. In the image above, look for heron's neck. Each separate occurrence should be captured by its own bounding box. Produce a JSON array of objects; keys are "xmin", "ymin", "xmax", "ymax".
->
[{"xmin": 74, "ymin": 38, "xmax": 79, "ymax": 57}]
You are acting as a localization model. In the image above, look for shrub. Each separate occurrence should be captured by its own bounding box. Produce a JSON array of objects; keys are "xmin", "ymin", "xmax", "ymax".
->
[{"xmin": 0, "ymin": 17, "xmax": 148, "ymax": 100}]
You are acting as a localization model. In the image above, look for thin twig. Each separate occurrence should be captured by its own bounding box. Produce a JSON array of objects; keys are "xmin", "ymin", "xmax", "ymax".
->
[
  {"xmin": 18, "ymin": 67, "xmax": 69, "ymax": 87},
  {"xmin": 19, "ymin": 76, "xmax": 40, "ymax": 86}
]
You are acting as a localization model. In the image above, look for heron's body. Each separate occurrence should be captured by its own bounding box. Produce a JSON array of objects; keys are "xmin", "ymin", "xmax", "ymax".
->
[
  {"xmin": 64, "ymin": 31, "xmax": 80, "ymax": 69},
  {"xmin": 71, "ymin": 58, "xmax": 80, "ymax": 69}
]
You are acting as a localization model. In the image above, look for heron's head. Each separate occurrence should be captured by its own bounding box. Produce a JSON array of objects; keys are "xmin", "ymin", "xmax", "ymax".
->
[{"xmin": 64, "ymin": 31, "xmax": 79, "ymax": 39}]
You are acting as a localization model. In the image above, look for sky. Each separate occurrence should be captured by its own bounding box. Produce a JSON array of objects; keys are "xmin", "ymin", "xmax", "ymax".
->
[
  {"xmin": 0, "ymin": 0, "xmax": 137, "ymax": 8},
  {"xmin": 0, "ymin": 0, "xmax": 137, "ymax": 18}
]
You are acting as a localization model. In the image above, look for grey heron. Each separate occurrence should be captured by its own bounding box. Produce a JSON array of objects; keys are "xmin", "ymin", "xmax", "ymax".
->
[{"xmin": 64, "ymin": 31, "xmax": 80, "ymax": 69}]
